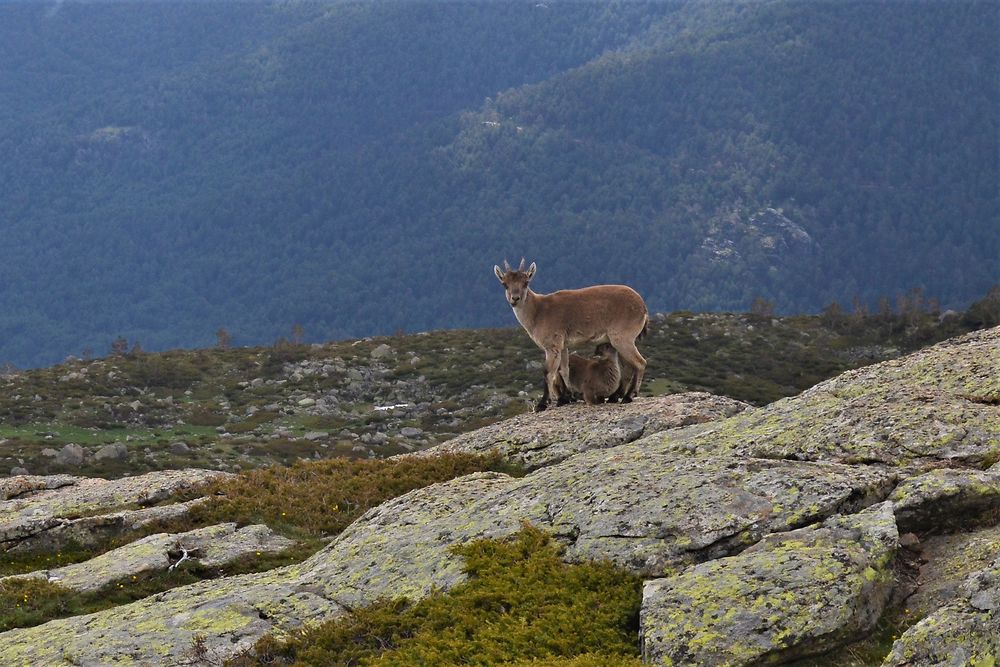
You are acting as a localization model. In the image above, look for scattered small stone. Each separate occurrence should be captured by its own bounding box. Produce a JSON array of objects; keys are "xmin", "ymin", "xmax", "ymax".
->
[
  {"xmin": 304, "ymin": 431, "xmax": 326, "ymax": 441},
  {"xmin": 40, "ymin": 448, "xmax": 59, "ymax": 458},
  {"xmin": 93, "ymin": 443, "xmax": 128, "ymax": 462},
  {"xmin": 169, "ymin": 441, "xmax": 190, "ymax": 454},
  {"xmin": 55, "ymin": 444, "xmax": 85, "ymax": 467},
  {"xmin": 297, "ymin": 398, "xmax": 316, "ymax": 407},
  {"xmin": 370, "ymin": 343, "xmax": 393, "ymax": 359},
  {"xmin": 400, "ymin": 427, "xmax": 423, "ymax": 438},
  {"xmin": 10, "ymin": 467, "xmax": 29, "ymax": 476}
]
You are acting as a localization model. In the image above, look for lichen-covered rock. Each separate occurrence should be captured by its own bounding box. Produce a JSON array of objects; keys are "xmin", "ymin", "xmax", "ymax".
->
[
  {"xmin": 196, "ymin": 523, "xmax": 296, "ymax": 568},
  {"xmin": 305, "ymin": 451, "xmax": 895, "ymax": 601},
  {"xmin": 0, "ymin": 565, "xmax": 336, "ymax": 666},
  {"xmin": 650, "ymin": 327, "xmax": 1000, "ymax": 468},
  {"xmin": 0, "ymin": 473, "xmax": 516, "ymax": 665},
  {"xmin": 640, "ymin": 503, "xmax": 898, "ymax": 666},
  {"xmin": 903, "ymin": 523, "xmax": 1000, "ymax": 620},
  {"xmin": 484, "ymin": 444, "xmax": 897, "ymax": 575},
  {"xmin": 422, "ymin": 393, "xmax": 748, "ymax": 469},
  {"xmin": 883, "ymin": 556, "xmax": 1000, "ymax": 666},
  {"xmin": 0, "ymin": 450, "xmax": 897, "ymax": 664},
  {"xmin": 1, "ymin": 469, "xmax": 231, "ymax": 552},
  {"xmin": 890, "ymin": 464, "xmax": 1000, "ymax": 532},
  {"xmin": 302, "ymin": 472, "xmax": 523, "ymax": 608},
  {"xmin": 0, "ymin": 474, "xmax": 78, "ymax": 501},
  {"xmin": 1, "ymin": 523, "xmax": 295, "ymax": 593},
  {"xmin": 7, "ymin": 497, "xmax": 214, "ymax": 555}
]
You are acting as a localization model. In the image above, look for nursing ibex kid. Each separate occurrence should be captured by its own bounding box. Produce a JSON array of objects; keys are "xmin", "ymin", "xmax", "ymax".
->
[{"xmin": 538, "ymin": 343, "xmax": 625, "ymax": 410}]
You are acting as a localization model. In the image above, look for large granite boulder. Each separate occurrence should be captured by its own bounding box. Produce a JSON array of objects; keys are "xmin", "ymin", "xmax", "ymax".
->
[
  {"xmin": 483, "ymin": 445, "xmax": 896, "ymax": 575},
  {"xmin": 890, "ymin": 464, "xmax": 1000, "ymax": 533},
  {"xmin": 1, "ymin": 469, "xmax": 231, "ymax": 553},
  {"xmin": 421, "ymin": 392, "xmax": 748, "ymax": 469},
  {"xmin": 902, "ymin": 523, "xmax": 1000, "ymax": 621},
  {"xmin": 883, "ymin": 556, "xmax": 1000, "ymax": 666},
  {"xmin": 2, "ymin": 523, "xmax": 295, "ymax": 593},
  {"xmin": 646, "ymin": 327, "xmax": 1000, "ymax": 470},
  {"xmin": 641, "ymin": 503, "xmax": 898, "ymax": 665}
]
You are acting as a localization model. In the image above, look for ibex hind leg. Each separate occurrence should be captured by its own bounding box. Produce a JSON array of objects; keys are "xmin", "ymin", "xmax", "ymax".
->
[
  {"xmin": 610, "ymin": 335, "xmax": 646, "ymax": 402},
  {"xmin": 607, "ymin": 362, "xmax": 634, "ymax": 403}
]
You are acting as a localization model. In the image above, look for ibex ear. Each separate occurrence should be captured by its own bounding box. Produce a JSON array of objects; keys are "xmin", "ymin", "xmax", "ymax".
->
[
  {"xmin": 526, "ymin": 262, "xmax": 537, "ymax": 280},
  {"xmin": 493, "ymin": 265, "xmax": 505, "ymax": 283}
]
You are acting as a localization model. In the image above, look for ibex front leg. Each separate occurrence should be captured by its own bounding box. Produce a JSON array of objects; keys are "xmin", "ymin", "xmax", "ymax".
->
[
  {"xmin": 556, "ymin": 346, "xmax": 572, "ymax": 406},
  {"xmin": 544, "ymin": 341, "xmax": 566, "ymax": 407}
]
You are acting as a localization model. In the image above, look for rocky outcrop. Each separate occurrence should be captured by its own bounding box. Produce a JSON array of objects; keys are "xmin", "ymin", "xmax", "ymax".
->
[
  {"xmin": 647, "ymin": 327, "xmax": 1000, "ymax": 470},
  {"xmin": 0, "ymin": 474, "xmax": 78, "ymax": 501},
  {"xmin": 641, "ymin": 502, "xmax": 897, "ymax": 665},
  {"xmin": 2, "ymin": 523, "xmax": 294, "ymax": 593},
  {"xmin": 0, "ymin": 443, "xmax": 898, "ymax": 663},
  {"xmin": 0, "ymin": 473, "xmax": 514, "ymax": 665},
  {"xmin": 903, "ymin": 524, "xmax": 1000, "ymax": 621},
  {"xmin": 1, "ymin": 469, "xmax": 231, "ymax": 553},
  {"xmin": 890, "ymin": 464, "xmax": 1000, "ymax": 533},
  {"xmin": 421, "ymin": 392, "xmax": 748, "ymax": 469},
  {"xmin": 487, "ymin": 447, "xmax": 896, "ymax": 575},
  {"xmin": 884, "ymin": 555, "xmax": 1000, "ymax": 666},
  {"xmin": 0, "ymin": 327, "xmax": 998, "ymax": 665}
]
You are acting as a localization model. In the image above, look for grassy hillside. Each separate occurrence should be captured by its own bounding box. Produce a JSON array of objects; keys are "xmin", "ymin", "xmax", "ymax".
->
[
  {"xmin": 1, "ymin": 298, "xmax": 996, "ymax": 664},
  {"xmin": 3, "ymin": 293, "xmax": 990, "ymax": 480},
  {"xmin": 1, "ymin": 1, "xmax": 996, "ymax": 367}
]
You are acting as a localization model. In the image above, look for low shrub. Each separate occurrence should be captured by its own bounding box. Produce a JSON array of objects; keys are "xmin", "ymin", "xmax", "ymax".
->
[
  {"xmin": 230, "ymin": 525, "xmax": 642, "ymax": 666},
  {"xmin": 176, "ymin": 452, "xmax": 516, "ymax": 539}
]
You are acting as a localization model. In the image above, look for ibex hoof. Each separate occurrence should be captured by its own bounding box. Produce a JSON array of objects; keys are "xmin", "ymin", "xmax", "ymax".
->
[
  {"xmin": 535, "ymin": 400, "xmax": 549, "ymax": 412},
  {"xmin": 620, "ymin": 395, "xmax": 633, "ymax": 404}
]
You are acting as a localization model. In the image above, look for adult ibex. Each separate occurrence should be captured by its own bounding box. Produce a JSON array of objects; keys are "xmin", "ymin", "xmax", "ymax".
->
[{"xmin": 493, "ymin": 259, "xmax": 648, "ymax": 407}]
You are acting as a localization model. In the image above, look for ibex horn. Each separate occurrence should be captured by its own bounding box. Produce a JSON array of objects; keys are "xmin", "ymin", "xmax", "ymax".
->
[
  {"xmin": 517, "ymin": 258, "xmax": 526, "ymax": 271},
  {"xmin": 503, "ymin": 259, "xmax": 512, "ymax": 272}
]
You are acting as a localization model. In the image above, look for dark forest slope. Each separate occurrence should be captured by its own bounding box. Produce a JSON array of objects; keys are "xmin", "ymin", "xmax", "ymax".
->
[{"xmin": 0, "ymin": 0, "xmax": 996, "ymax": 367}]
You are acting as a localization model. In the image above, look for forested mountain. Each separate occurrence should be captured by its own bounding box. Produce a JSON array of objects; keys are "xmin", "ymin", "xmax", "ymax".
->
[{"xmin": 1, "ymin": 0, "xmax": 996, "ymax": 367}]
